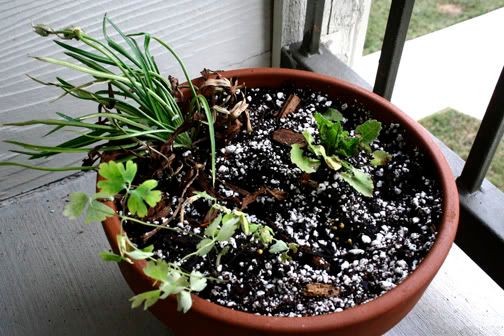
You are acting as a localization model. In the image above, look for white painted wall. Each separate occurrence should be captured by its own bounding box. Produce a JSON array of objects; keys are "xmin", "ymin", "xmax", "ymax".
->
[{"xmin": 0, "ymin": 0, "xmax": 271, "ymax": 199}]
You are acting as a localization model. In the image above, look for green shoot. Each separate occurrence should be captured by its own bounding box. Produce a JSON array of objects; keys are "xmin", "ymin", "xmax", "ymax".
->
[
  {"xmin": 64, "ymin": 160, "xmax": 292, "ymax": 314},
  {"xmin": 3, "ymin": 16, "xmax": 217, "ymax": 184},
  {"xmin": 290, "ymin": 109, "xmax": 390, "ymax": 197}
]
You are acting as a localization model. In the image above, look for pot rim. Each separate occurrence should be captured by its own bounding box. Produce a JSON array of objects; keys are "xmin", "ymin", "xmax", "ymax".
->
[{"xmin": 102, "ymin": 68, "xmax": 459, "ymax": 333}]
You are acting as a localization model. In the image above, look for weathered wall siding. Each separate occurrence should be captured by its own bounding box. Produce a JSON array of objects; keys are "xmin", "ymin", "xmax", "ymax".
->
[
  {"xmin": 322, "ymin": 0, "xmax": 371, "ymax": 65},
  {"xmin": 281, "ymin": 0, "xmax": 307, "ymax": 46},
  {"xmin": 0, "ymin": 0, "xmax": 271, "ymax": 200},
  {"xmin": 281, "ymin": 0, "xmax": 370, "ymax": 65}
]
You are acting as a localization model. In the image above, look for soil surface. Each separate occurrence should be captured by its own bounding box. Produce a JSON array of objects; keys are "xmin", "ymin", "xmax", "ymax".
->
[{"xmin": 126, "ymin": 86, "xmax": 442, "ymax": 317}]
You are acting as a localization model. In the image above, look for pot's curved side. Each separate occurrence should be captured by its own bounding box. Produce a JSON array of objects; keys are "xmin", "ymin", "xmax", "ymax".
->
[{"xmin": 101, "ymin": 68, "xmax": 459, "ymax": 336}]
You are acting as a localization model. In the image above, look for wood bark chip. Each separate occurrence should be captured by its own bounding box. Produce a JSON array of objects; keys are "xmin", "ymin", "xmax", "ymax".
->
[
  {"xmin": 299, "ymin": 173, "xmax": 319, "ymax": 189},
  {"xmin": 277, "ymin": 94, "xmax": 301, "ymax": 119},
  {"xmin": 304, "ymin": 283, "xmax": 340, "ymax": 298},
  {"xmin": 272, "ymin": 128, "xmax": 306, "ymax": 146},
  {"xmin": 241, "ymin": 186, "xmax": 287, "ymax": 209},
  {"xmin": 311, "ymin": 255, "xmax": 330, "ymax": 271}
]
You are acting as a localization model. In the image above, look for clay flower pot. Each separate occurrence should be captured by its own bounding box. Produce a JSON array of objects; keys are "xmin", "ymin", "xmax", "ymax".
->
[{"xmin": 101, "ymin": 68, "xmax": 459, "ymax": 336}]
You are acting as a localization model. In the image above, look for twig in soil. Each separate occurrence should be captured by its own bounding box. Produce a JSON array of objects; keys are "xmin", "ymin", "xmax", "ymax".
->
[
  {"xmin": 241, "ymin": 186, "xmax": 287, "ymax": 209},
  {"xmin": 221, "ymin": 180, "xmax": 250, "ymax": 197},
  {"xmin": 142, "ymin": 162, "xmax": 203, "ymax": 242},
  {"xmin": 159, "ymin": 119, "xmax": 194, "ymax": 154},
  {"xmin": 277, "ymin": 94, "xmax": 300, "ymax": 119}
]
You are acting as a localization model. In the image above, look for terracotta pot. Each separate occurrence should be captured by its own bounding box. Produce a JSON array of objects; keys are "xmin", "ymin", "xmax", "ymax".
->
[{"xmin": 101, "ymin": 68, "xmax": 459, "ymax": 336}]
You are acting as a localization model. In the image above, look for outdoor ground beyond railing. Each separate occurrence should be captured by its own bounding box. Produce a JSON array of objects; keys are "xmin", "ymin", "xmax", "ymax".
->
[{"xmin": 281, "ymin": 0, "xmax": 504, "ymax": 288}]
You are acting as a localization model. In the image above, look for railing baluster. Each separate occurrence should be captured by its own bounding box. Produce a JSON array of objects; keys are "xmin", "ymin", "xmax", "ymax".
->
[
  {"xmin": 300, "ymin": 0, "xmax": 325, "ymax": 55},
  {"xmin": 373, "ymin": 0, "xmax": 415, "ymax": 100},
  {"xmin": 457, "ymin": 67, "xmax": 504, "ymax": 193}
]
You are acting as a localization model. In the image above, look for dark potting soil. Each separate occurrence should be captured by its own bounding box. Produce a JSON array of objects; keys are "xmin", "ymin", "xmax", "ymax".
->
[{"xmin": 126, "ymin": 86, "xmax": 442, "ymax": 317}]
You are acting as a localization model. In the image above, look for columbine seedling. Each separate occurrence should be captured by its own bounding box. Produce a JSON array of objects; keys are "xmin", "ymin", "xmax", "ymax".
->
[
  {"xmin": 290, "ymin": 108, "xmax": 390, "ymax": 197},
  {"xmin": 63, "ymin": 160, "xmax": 291, "ymax": 313}
]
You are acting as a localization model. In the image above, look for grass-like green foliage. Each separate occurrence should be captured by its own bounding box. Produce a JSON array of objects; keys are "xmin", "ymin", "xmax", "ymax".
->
[
  {"xmin": 2, "ymin": 15, "xmax": 216, "ymax": 182},
  {"xmin": 291, "ymin": 108, "xmax": 389, "ymax": 197},
  {"xmin": 64, "ymin": 160, "xmax": 294, "ymax": 313},
  {"xmin": 420, "ymin": 108, "xmax": 504, "ymax": 191}
]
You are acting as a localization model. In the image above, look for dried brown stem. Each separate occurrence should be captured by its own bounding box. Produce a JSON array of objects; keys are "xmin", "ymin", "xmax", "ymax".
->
[{"xmin": 142, "ymin": 162, "xmax": 202, "ymax": 242}]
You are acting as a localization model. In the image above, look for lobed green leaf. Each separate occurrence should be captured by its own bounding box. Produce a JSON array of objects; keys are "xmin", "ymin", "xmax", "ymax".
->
[
  {"xmin": 130, "ymin": 290, "xmax": 161, "ymax": 310},
  {"xmin": 355, "ymin": 119, "xmax": 382, "ymax": 145},
  {"xmin": 127, "ymin": 179, "xmax": 162, "ymax": 218}
]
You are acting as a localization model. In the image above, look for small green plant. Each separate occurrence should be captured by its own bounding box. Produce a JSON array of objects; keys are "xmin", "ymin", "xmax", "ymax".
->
[
  {"xmin": 290, "ymin": 108, "xmax": 390, "ymax": 197},
  {"xmin": 64, "ymin": 160, "xmax": 292, "ymax": 313},
  {"xmin": 1, "ymin": 15, "xmax": 216, "ymax": 182}
]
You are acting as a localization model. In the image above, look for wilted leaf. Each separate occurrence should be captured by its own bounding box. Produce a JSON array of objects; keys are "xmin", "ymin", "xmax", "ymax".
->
[
  {"xmin": 126, "ymin": 244, "xmax": 155, "ymax": 260},
  {"xmin": 290, "ymin": 144, "xmax": 320, "ymax": 173},
  {"xmin": 189, "ymin": 271, "xmax": 207, "ymax": 291},
  {"xmin": 216, "ymin": 213, "xmax": 239, "ymax": 241},
  {"xmin": 241, "ymin": 186, "xmax": 287, "ymax": 209},
  {"xmin": 85, "ymin": 198, "xmax": 115, "ymax": 224},
  {"xmin": 205, "ymin": 213, "xmax": 222, "ymax": 237},
  {"xmin": 269, "ymin": 240, "xmax": 289, "ymax": 254},
  {"xmin": 340, "ymin": 166, "xmax": 374, "ymax": 197},
  {"xmin": 143, "ymin": 260, "xmax": 170, "ymax": 282},
  {"xmin": 371, "ymin": 150, "xmax": 391, "ymax": 166},
  {"xmin": 177, "ymin": 290, "xmax": 192, "ymax": 313}
]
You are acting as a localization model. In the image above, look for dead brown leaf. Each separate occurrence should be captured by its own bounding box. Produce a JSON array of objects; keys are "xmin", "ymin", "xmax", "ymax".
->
[{"xmin": 229, "ymin": 100, "xmax": 249, "ymax": 119}]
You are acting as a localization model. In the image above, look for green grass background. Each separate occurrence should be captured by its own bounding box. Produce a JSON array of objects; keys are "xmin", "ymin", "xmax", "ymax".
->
[
  {"xmin": 364, "ymin": 2, "xmax": 504, "ymax": 190},
  {"xmin": 364, "ymin": 0, "xmax": 504, "ymax": 54},
  {"xmin": 420, "ymin": 109, "xmax": 504, "ymax": 190}
]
